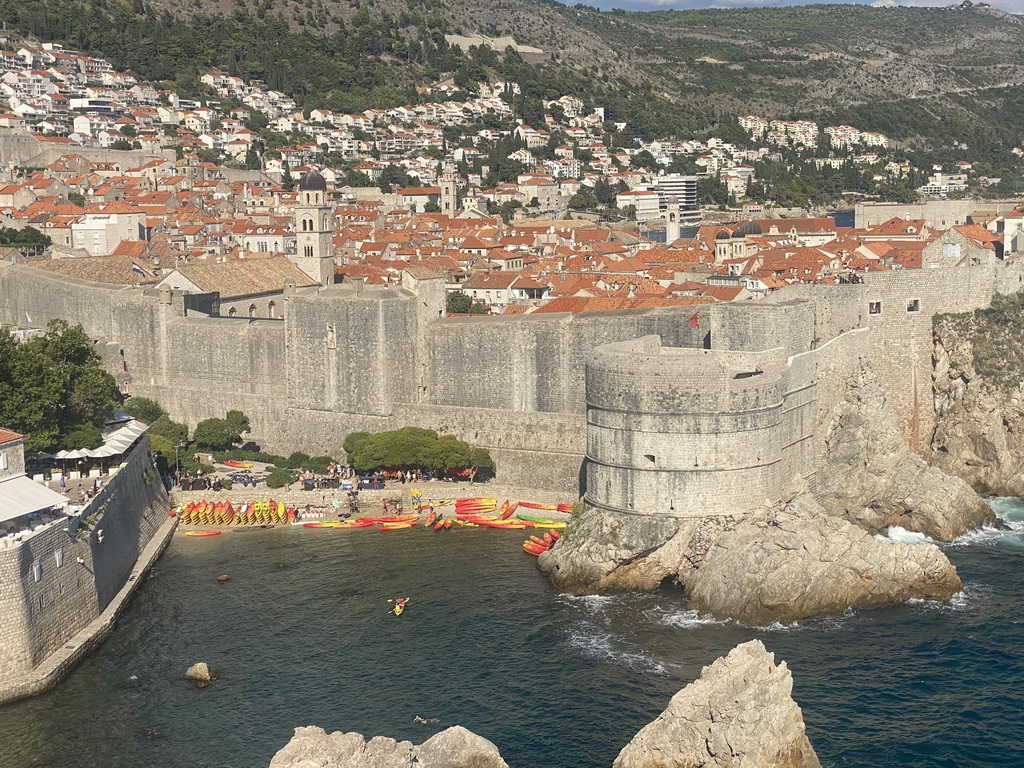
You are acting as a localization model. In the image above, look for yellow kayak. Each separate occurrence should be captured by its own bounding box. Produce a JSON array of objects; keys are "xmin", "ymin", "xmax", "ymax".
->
[
  {"xmin": 533, "ymin": 522, "xmax": 567, "ymax": 529},
  {"xmin": 379, "ymin": 523, "xmax": 413, "ymax": 530}
]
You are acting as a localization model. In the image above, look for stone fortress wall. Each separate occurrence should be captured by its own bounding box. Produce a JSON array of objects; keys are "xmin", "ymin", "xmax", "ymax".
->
[
  {"xmin": 0, "ymin": 437, "xmax": 169, "ymax": 692},
  {"xmin": 2, "ymin": 252, "xmax": 1024, "ymax": 502},
  {"xmin": 586, "ymin": 257, "xmax": 1024, "ymax": 517}
]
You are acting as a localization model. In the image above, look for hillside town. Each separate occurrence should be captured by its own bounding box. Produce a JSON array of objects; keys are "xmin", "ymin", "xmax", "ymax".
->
[{"xmin": 0, "ymin": 35, "xmax": 1022, "ymax": 319}]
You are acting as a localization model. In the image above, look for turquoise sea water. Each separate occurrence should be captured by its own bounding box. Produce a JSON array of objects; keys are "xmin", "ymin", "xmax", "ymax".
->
[{"xmin": 3, "ymin": 500, "xmax": 1024, "ymax": 768}]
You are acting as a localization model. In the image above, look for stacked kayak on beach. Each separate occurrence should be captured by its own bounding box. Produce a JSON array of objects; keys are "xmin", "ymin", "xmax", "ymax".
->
[
  {"xmin": 175, "ymin": 499, "xmax": 292, "ymax": 527},
  {"xmin": 173, "ymin": 497, "xmax": 572, "ymax": 546}
]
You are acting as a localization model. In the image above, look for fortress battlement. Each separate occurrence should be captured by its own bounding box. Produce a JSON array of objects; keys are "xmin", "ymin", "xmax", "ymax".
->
[{"xmin": 3, "ymin": 254, "xmax": 1024, "ymax": 497}]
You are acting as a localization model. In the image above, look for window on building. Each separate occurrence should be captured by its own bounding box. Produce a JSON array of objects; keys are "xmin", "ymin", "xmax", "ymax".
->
[
  {"xmin": 33, "ymin": 562, "xmax": 42, "ymax": 582},
  {"xmin": 943, "ymin": 243, "xmax": 961, "ymax": 260},
  {"xmin": 257, "ymin": 241, "xmax": 268, "ymax": 252},
  {"xmin": 248, "ymin": 304, "xmax": 257, "ymax": 318},
  {"xmin": 869, "ymin": 301, "xmax": 882, "ymax": 315},
  {"xmin": 268, "ymin": 301, "xmax": 276, "ymax": 318},
  {"xmin": 227, "ymin": 307, "xmax": 237, "ymax": 317},
  {"xmin": 0, "ymin": 452, "xmax": 7, "ymax": 470},
  {"xmin": 643, "ymin": 454, "xmax": 656, "ymax": 465},
  {"xmin": 907, "ymin": 299, "xmax": 920, "ymax": 312}
]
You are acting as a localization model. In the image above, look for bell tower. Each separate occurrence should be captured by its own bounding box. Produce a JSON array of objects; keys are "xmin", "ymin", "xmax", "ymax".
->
[
  {"xmin": 440, "ymin": 163, "xmax": 458, "ymax": 215},
  {"xmin": 665, "ymin": 195, "xmax": 681, "ymax": 245},
  {"xmin": 293, "ymin": 170, "xmax": 334, "ymax": 286}
]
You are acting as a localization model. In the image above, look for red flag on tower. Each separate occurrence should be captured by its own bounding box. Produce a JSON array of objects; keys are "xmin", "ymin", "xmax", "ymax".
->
[{"xmin": 689, "ymin": 311, "xmax": 700, "ymax": 328}]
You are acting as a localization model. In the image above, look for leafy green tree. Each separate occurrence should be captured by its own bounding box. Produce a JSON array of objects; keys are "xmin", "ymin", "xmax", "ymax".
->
[
  {"xmin": 62, "ymin": 424, "xmax": 102, "ymax": 451},
  {"xmin": 0, "ymin": 320, "xmax": 119, "ymax": 453},
  {"xmin": 344, "ymin": 168, "xmax": 375, "ymax": 187},
  {"xmin": 0, "ymin": 226, "xmax": 51, "ymax": 248},
  {"xmin": 68, "ymin": 192, "xmax": 86, "ymax": 207},
  {"xmin": 286, "ymin": 451, "xmax": 311, "ymax": 468},
  {"xmin": 124, "ymin": 396, "xmax": 165, "ymax": 422},
  {"xmin": 341, "ymin": 426, "xmax": 495, "ymax": 474},
  {"xmin": 149, "ymin": 414, "xmax": 188, "ymax": 446},
  {"xmin": 192, "ymin": 417, "xmax": 243, "ymax": 450},
  {"xmin": 225, "ymin": 409, "xmax": 250, "ymax": 436},
  {"xmin": 377, "ymin": 164, "xmax": 413, "ymax": 192}
]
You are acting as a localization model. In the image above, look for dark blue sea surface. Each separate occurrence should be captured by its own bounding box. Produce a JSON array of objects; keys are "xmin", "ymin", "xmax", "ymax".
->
[{"xmin": 3, "ymin": 500, "xmax": 1023, "ymax": 768}]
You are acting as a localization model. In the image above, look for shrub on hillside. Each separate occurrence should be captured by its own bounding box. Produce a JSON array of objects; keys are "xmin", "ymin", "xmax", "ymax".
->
[
  {"xmin": 265, "ymin": 468, "xmax": 296, "ymax": 489},
  {"xmin": 124, "ymin": 396, "xmax": 165, "ymax": 423},
  {"xmin": 285, "ymin": 451, "xmax": 311, "ymax": 469}
]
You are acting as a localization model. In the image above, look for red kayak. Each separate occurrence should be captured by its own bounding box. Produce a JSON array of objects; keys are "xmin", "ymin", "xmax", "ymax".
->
[{"xmin": 443, "ymin": 519, "xmax": 452, "ymax": 530}]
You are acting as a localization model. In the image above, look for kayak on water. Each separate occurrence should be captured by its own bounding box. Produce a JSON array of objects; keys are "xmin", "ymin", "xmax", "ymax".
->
[
  {"xmin": 390, "ymin": 597, "xmax": 411, "ymax": 616},
  {"xmin": 184, "ymin": 530, "xmax": 222, "ymax": 537}
]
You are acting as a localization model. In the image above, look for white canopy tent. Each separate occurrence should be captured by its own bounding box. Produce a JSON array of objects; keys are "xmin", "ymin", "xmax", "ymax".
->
[
  {"xmin": 0, "ymin": 474, "xmax": 69, "ymax": 524},
  {"xmin": 52, "ymin": 421, "xmax": 149, "ymax": 462}
]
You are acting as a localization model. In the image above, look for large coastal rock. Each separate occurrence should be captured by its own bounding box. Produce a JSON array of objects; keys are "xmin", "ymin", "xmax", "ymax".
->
[
  {"xmin": 682, "ymin": 492, "xmax": 962, "ymax": 625},
  {"xmin": 538, "ymin": 511, "xmax": 732, "ymax": 594},
  {"xmin": 815, "ymin": 362, "xmax": 993, "ymax": 541},
  {"xmin": 930, "ymin": 309, "xmax": 1024, "ymax": 497},
  {"xmin": 271, "ymin": 642, "xmax": 820, "ymax": 768},
  {"xmin": 269, "ymin": 725, "xmax": 508, "ymax": 768},
  {"xmin": 614, "ymin": 640, "xmax": 820, "ymax": 768},
  {"xmin": 542, "ymin": 491, "xmax": 961, "ymax": 625}
]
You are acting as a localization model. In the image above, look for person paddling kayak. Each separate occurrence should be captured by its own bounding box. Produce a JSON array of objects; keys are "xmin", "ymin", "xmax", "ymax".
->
[{"xmin": 390, "ymin": 596, "xmax": 410, "ymax": 616}]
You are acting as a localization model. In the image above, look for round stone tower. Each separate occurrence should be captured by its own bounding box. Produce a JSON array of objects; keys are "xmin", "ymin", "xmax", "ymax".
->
[{"xmin": 584, "ymin": 336, "xmax": 786, "ymax": 518}]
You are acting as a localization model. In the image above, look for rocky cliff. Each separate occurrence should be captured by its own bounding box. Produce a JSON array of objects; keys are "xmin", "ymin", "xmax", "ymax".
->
[
  {"xmin": 614, "ymin": 640, "xmax": 819, "ymax": 768},
  {"xmin": 931, "ymin": 301, "xmax": 1024, "ymax": 497},
  {"xmin": 815, "ymin": 362, "xmax": 994, "ymax": 541},
  {"xmin": 270, "ymin": 641, "xmax": 818, "ymax": 768}
]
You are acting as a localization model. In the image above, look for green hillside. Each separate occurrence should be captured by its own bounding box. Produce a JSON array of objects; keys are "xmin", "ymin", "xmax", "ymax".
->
[{"xmin": 5, "ymin": 0, "xmax": 1024, "ymax": 159}]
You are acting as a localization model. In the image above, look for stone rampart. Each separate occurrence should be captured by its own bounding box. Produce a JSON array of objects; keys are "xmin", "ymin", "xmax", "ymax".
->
[
  {"xmin": 2, "ymin": 253, "xmax": 1023, "ymax": 496},
  {"xmin": 854, "ymin": 199, "xmax": 1023, "ymax": 229},
  {"xmin": 423, "ymin": 309, "xmax": 706, "ymax": 414},
  {"xmin": 0, "ymin": 437, "xmax": 169, "ymax": 693},
  {"xmin": 0, "ymin": 131, "xmax": 174, "ymax": 169}
]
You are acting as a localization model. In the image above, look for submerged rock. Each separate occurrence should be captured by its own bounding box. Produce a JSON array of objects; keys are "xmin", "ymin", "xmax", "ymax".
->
[
  {"xmin": 217, "ymin": 574, "xmax": 231, "ymax": 582},
  {"xmin": 614, "ymin": 640, "xmax": 820, "ymax": 768},
  {"xmin": 183, "ymin": 662, "xmax": 218, "ymax": 684},
  {"xmin": 816, "ymin": 362, "xmax": 993, "ymax": 541},
  {"xmin": 268, "ymin": 725, "xmax": 508, "ymax": 768}
]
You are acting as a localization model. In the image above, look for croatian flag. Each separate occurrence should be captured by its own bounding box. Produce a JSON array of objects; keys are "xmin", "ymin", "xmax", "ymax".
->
[
  {"xmin": 131, "ymin": 262, "xmax": 146, "ymax": 277},
  {"xmin": 689, "ymin": 311, "xmax": 700, "ymax": 328}
]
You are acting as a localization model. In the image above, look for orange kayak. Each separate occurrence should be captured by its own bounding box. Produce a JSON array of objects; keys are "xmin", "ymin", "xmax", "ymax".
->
[{"xmin": 184, "ymin": 530, "xmax": 221, "ymax": 537}]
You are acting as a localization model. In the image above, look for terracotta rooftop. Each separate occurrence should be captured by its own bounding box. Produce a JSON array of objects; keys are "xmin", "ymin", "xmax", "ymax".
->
[
  {"xmin": 0, "ymin": 428, "xmax": 23, "ymax": 444},
  {"xmin": 28, "ymin": 254, "xmax": 160, "ymax": 284},
  {"xmin": 168, "ymin": 256, "xmax": 319, "ymax": 299}
]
